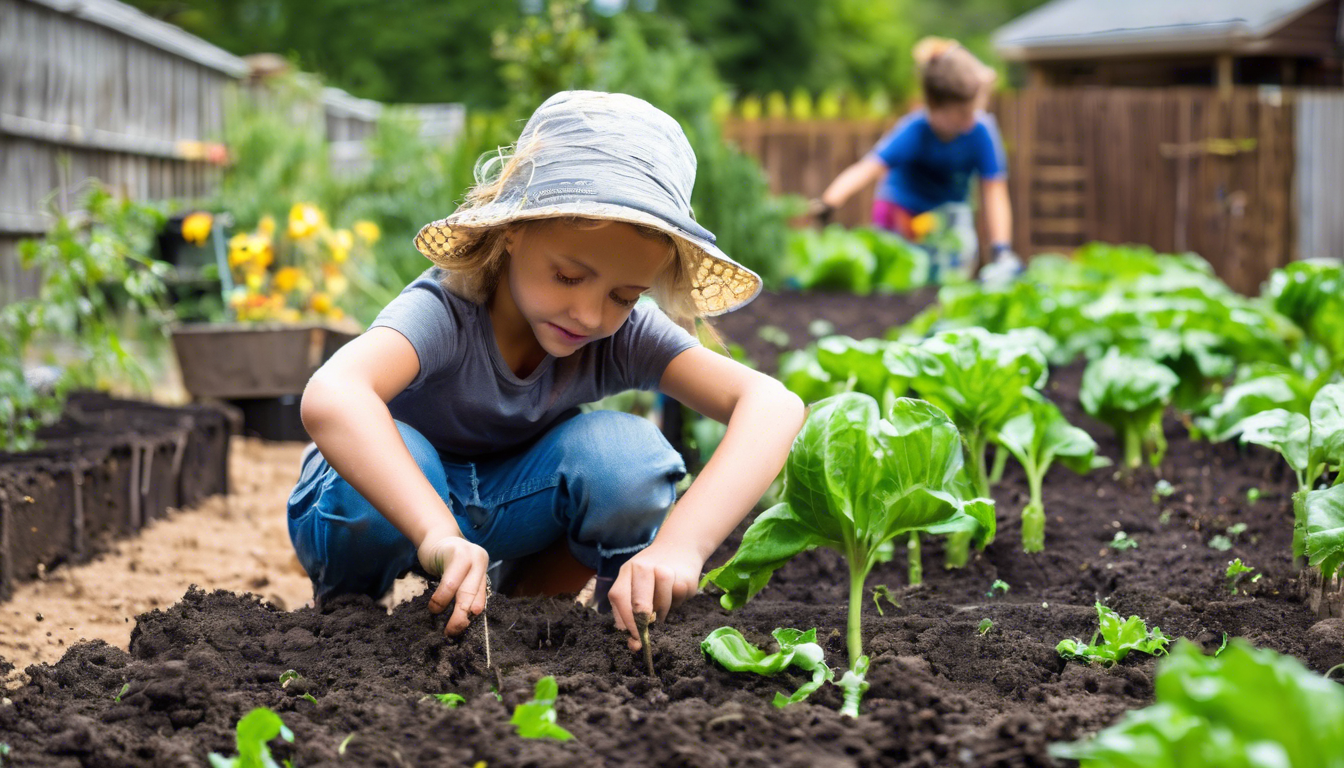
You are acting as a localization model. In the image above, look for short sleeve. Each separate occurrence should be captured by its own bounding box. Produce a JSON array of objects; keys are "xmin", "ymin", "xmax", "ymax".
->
[
  {"xmin": 608, "ymin": 300, "xmax": 700, "ymax": 392},
  {"xmin": 368, "ymin": 269, "xmax": 466, "ymax": 390},
  {"xmin": 975, "ymin": 115, "xmax": 1007, "ymax": 180},
  {"xmin": 871, "ymin": 113, "xmax": 921, "ymax": 168}
]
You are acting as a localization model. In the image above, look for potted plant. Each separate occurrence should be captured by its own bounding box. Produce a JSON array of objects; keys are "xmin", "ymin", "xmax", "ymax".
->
[{"xmin": 169, "ymin": 204, "xmax": 377, "ymax": 439}]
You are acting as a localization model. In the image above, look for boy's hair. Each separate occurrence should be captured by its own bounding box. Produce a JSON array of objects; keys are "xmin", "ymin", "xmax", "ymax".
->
[
  {"xmin": 913, "ymin": 37, "xmax": 994, "ymax": 108},
  {"xmin": 431, "ymin": 138, "xmax": 703, "ymax": 327}
]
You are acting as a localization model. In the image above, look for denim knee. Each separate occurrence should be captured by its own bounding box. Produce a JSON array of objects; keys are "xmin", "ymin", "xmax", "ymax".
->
[
  {"xmin": 553, "ymin": 411, "xmax": 686, "ymax": 565},
  {"xmin": 287, "ymin": 420, "xmax": 449, "ymax": 601}
]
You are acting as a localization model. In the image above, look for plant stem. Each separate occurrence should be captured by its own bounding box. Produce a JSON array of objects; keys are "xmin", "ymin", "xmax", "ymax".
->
[
  {"xmin": 1122, "ymin": 423, "xmax": 1143, "ymax": 470},
  {"xmin": 965, "ymin": 432, "xmax": 991, "ymax": 499},
  {"xmin": 483, "ymin": 582, "xmax": 493, "ymax": 669},
  {"xmin": 847, "ymin": 556, "xmax": 867, "ymax": 670},
  {"xmin": 1022, "ymin": 465, "xmax": 1045, "ymax": 552},
  {"xmin": 989, "ymin": 443, "xmax": 1009, "ymax": 486},
  {"xmin": 636, "ymin": 613, "xmax": 655, "ymax": 677},
  {"xmin": 907, "ymin": 532, "xmax": 923, "ymax": 586},
  {"xmin": 1292, "ymin": 489, "xmax": 1307, "ymax": 565}
]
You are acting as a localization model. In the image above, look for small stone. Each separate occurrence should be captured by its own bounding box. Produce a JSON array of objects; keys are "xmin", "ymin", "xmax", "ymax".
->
[{"xmin": 35, "ymin": 613, "xmax": 43, "ymax": 622}]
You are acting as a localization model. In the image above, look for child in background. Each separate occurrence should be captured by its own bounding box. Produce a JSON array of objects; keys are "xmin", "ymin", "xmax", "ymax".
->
[
  {"xmin": 287, "ymin": 90, "xmax": 804, "ymax": 652},
  {"xmin": 815, "ymin": 37, "xmax": 1021, "ymax": 284}
]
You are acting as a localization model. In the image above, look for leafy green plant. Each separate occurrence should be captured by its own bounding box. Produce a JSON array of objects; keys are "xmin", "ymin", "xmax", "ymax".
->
[
  {"xmin": 1236, "ymin": 383, "xmax": 1344, "ymax": 560},
  {"xmin": 784, "ymin": 225, "xmax": 928, "ymax": 294},
  {"xmin": 987, "ymin": 579, "xmax": 1010, "ymax": 598},
  {"xmin": 1304, "ymin": 484, "xmax": 1344, "ymax": 601},
  {"xmin": 702, "ymin": 394, "xmax": 995, "ymax": 713},
  {"xmin": 510, "ymin": 677, "xmax": 572, "ymax": 741},
  {"xmin": 997, "ymin": 395, "xmax": 1110, "ymax": 551},
  {"xmin": 208, "ymin": 707, "xmax": 294, "ymax": 768},
  {"xmin": 1109, "ymin": 531, "xmax": 1138, "ymax": 550},
  {"xmin": 1265, "ymin": 259, "xmax": 1344, "ymax": 366},
  {"xmin": 1081, "ymin": 348, "xmax": 1179, "ymax": 469},
  {"xmin": 700, "ymin": 627, "xmax": 834, "ymax": 708},
  {"xmin": 1050, "ymin": 639, "xmax": 1344, "ymax": 768},
  {"xmin": 977, "ymin": 618, "xmax": 994, "ymax": 636},
  {"xmin": 422, "ymin": 693, "xmax": 465, "ymax": 708},
  {"xmin": 904, "ymin": 327, "xmax": 1049, "ymax": 565},
  {"xmin": 1057, "ymin": 602, "xmax": 1171, "ymax": 667},
  {"xmin": 1224, "ymin": 559, "xmax": 1260, "ymax": 594},
  {"xmin": 3, "ymin": 182, "xmax": 172, "ymax": 452}
]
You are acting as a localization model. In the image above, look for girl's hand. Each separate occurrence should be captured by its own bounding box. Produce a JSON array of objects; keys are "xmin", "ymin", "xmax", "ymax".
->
[
  {"xmin": 417, "ymin": 530, "xmax": 490, "ymax": 637},
  {"xmin": 608, "ymin": 542, "xmax": 703, "ymax": 652}
]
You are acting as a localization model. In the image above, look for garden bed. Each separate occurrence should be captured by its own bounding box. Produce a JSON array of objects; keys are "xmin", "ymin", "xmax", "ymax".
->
[
  {"xmin": 1, "ymin": 296, "xmax": 1339, "ymax": 767},
  {"xmin": 0, "ymin": 394, "xmax": 235, "ymax": 598}
]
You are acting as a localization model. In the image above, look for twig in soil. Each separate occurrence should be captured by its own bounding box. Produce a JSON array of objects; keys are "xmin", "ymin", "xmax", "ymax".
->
[
  {"xmin": 482, "ymin": 582, "xmax": 493, "ymax": 670},
  {"xmin": 636, "ymin": 612, "xmax": 655, "ymax": 676}
]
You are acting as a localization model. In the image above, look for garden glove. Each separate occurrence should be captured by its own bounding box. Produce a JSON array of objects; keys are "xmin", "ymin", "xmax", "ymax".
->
[{"xmin": 980, "ymin": 244, "xmax": 1022, "ymax": 288}]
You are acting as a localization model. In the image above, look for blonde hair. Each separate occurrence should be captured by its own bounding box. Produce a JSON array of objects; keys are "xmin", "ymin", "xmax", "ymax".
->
[
  {"xmin": 913, "ymin": 37, "xmax": 995, "ymax": 108},
  {"xmin": 429, "ymin": 137, "xmax": 705, "ymax": 328}
]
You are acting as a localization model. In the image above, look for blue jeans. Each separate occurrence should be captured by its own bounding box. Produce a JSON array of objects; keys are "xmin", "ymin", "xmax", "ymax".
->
[{"xmin": 286, "ymin": 410, "xmax": 686, "ymax": 603}]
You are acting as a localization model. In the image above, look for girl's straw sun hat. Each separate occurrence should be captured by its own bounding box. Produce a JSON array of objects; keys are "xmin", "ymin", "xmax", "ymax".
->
[{"xmin": 414, "ymin": 90, "xmax": 761, "ymax": 316}]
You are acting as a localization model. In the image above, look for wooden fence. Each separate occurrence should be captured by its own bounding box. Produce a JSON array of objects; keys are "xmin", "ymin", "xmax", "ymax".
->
[{"xmin": 723, "ymin": 87, "xmax": 1315, "ymax": 295}]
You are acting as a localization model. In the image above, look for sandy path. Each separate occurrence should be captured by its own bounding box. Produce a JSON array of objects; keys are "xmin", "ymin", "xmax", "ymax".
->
[{"xmin": 1, "ymin": 439, "xmax": 315, "ymax": 677}]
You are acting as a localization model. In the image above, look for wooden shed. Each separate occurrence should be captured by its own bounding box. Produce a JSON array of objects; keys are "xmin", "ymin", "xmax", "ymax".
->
[{"xmin": 988, "ymin": 0, "xmax": 1344, "ymax": 289}]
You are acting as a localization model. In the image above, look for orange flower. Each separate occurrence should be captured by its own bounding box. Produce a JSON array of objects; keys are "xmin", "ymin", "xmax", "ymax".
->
[
  {"xmin": 909, "ymin": 212, "xmax": 938, "ymax": 242},
  {"xmin": 310, "ymin": 292, "xmax": 333, "ymax": 314},
  {"xmin": 273, "ymin": 267, "xmax": 301, "ymax": 293},
  {"xmin": 181, "ymin": 212, "xmax": 213, "ymax": 245}
]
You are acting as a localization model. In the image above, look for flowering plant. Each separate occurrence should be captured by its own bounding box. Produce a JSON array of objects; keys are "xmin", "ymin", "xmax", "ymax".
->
[{"xmin": 184, "ymin": 204, "xmax": 379, "ymax": 323}]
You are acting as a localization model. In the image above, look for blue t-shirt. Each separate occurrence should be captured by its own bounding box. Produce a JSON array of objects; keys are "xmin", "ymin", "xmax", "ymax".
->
[
  {"xmin": 872, "ymin": 110, "xmax": 1006, "ymax": 214},
  {"xmin": 368, "ymin": 268, "xmax": 699, "ymax": 457}
]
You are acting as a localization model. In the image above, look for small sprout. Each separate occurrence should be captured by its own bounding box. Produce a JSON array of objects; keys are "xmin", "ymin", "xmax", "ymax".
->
[
  {"xmin": 1109, "ymin": 531, "xmax": 1138, "ymax": 550},
  {"xmin": 808, "ymin": 319, "xmax": 836, "ymax": 338},
  {"xmin": 1225, "ymin": 559, "xmax": 1261, "ymax": 594},
  {"xmin": 207, "ymin": 707, "xmax": 294, "ymax": 768},
  {"xmin": 757, "ymin": 325, "xmax": 791, "ymax": 348},
  {"xmin": 871, "ymin": 585, "xmax": 899, "ymax": 615},
  {"xmin": 977, "ymin": 618, "xmax": 994, "ymax": 636},
  {"xmin": 1208, "ymin": 535, "xmax": 1233, "ymax": 552},
  {"xmin": 1057, "ymin": 602, "xmax": 1170, "ymax": 666},
  {"xmin": 510, "ymin": 677, "xmax": 573, "ymax": 740},
  {"xmin": 278, "ymin": 670, "xmax": 300, "ymax": 688},
  {"xmin": 1327, "ymin": 663, "xmax": 1344, "ymax": 681},
  {"xmin": 1152, "ymin": 479, "xmax": 1175, "ymax": 502},
  {"xmin": 1216, "ymin": 633, "xmax": 1230, "ymax": 657},
  {"xmin": 1227, "ymin": 522, "xmax": 1248, "ymax": 537},
  {"xmin": 338, "ymin": 733, "xmax": 355, "ymax": 755},
  {"xmin": 1246, "ymin": 487, "xmax": 1262, "ymax": 503},
  {"xmin": 490, "ymin": 686, "xmax": 503, "ymax": 703},
  {"xmin": 0, "ymin": 743, "xmax": 9, "ymax": 767},
  {"xmin": 987, "ymin": 579, "xmax": 1010, "ymax": 598},
  {"xmin": 114, "ymin": 683, "xmax": 129, "ymax": 703},
  {"xmin": 421, "ymin": 693, "xmax": 465, "ymax": 708},
  {"xmin": 1158, "ymin": 509, "xmax": 1173, "ymax": 525},
  {"xmin": 300, "ymin": 693, "xmax": 318, "ymax": 705}
]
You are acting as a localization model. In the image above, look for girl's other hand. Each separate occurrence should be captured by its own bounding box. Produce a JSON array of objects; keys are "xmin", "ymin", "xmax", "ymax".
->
[
  {"xmin": 608, "ymin": 542, "xmax": 703, "ymax": 652},
  {"xmin": 418, "ymin": 531, "xmax": 490, "ymax": 637}
]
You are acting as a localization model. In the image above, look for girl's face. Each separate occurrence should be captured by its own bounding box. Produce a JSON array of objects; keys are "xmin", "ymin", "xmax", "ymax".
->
[
  {"xmin": 501, "ymin": 219, "xmax": 673, "ymax": 357},
  {"xmin": 927, "ymin": 101, "xmax": 978, "ymax": 141}
]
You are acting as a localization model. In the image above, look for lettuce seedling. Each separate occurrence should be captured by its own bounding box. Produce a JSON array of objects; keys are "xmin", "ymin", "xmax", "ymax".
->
[
  {"xmin": 1236, "ymin": 383, "xmax": 1344, "ymax": 560},
  {"xmin": 987, "ymin": 579, "xmax": 1010, "ymax": 597},
  {"xmin": 208, "ymin": 707, "xmax": 294, "ymax": 768},
  {"xmin": 700, "ymin": 627, "xmax": 834, "ymax": 708},
  {"xmin": 904, "ymin": 327, "xmax": 1049, "ymax": 566},
  {"xmin": 1224, "ymin": 559, "xmax": 1260, "ymax": 594},
  {"xmin": 871, "ymin": 585, "xmax": 898, "ymax": 615},
  {"xmin": 703, "ymin": 394, "xmax": 995, "ymax": 698},
  {"xmin": 1057, "ymin": 602, "xmax": 1170, "ymax": 667},
  {"xmin": 997, "ymin": 395, "xmax": 1110, "ymax": 551},
  {"xmin": 1304, "ymin": 484, "xmax": 1344, "ymax": 612},
  {"xmin": 510, "ymin": 677, "xmax": 572, "ymax": 741},
  {"xmin": 977, "ymin": 618, "xmax": 994, "ymax": 636},
  {"xmin": 1080, "ymin": 348, "xmax": 1179, "ymax": 470},
  {"xmin": 1109, "ymin": 532, "xmax": 1138, "ymax": 550},
  {"xmin": 1050, "ymin": 639, "xmax": 1344, "ymax": 768}
]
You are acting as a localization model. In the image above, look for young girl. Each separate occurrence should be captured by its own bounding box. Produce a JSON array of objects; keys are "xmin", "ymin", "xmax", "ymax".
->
[
  {"xmin": 816, "ymin": 38, "xmax": 1020, "ymax": 283},
  {"xmin": 287, "ymin": 90, "xmax": 804, "ymax": 652}
]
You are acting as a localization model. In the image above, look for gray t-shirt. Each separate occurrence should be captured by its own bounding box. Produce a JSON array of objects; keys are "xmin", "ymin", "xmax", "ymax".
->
[{"xmin": 368, "ymin": 267, "xmax": 699, "ymax": 457}]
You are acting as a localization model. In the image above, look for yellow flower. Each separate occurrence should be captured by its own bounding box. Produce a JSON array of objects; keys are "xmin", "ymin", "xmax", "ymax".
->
[
  {"xmin": 258, "ymin": 215, "xmax": 276, "ymax": 237},
  {"xmin": 327, "ymin": 229, "xmax": 354, "ymax": 263},
  {"xmin": 281, "ymin": 308, "xmax": 302, "ymax": 323},
  {"xmin": 245, "ymin": 271, "xmax": 264, "ymax": 292},
  {"xmin": 310, "ymin": 292, "xmax": 333, "ymax": 314},
  {"xmin": 909, "ymin": 212, "xmax": 938, "ymax": 242},
  {"xmin": 325, "ymin": 307, "xmax": 345, "ymax": 321},
  {"xmin": 273, "ymin": 267, "xmax": 301, "ymax": 293},
  {"xmin": 325, "ymin": 273, "xmax": 349, "ymax": 297},
  {"xmin": 353, "ymin": 220, "xmax": 380, "ymax": 244},
  {"xmin": 228, "ymin": 233, "xmax": 273, "ymax": 269},
  {"xmin": 288, "ymin": 203, "xmax": 325, "ymax": 240},
  {"xmin": 181, "ymin": 212, "xmax": 213, "ymax": 245}
]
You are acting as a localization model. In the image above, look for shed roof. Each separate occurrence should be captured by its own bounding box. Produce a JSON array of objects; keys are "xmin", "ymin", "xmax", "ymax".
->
[
  {"xmin": 24, "ymin": 0, "xmax": 249, "ymax": 77},
  {"xmin": 994, "ymin": 0, "xmax": 1336, "ymax": 60}
]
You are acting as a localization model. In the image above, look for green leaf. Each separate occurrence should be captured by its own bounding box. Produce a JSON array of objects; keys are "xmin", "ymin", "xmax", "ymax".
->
[
  {"xmin": 1081, "ymin": 348, "xmax": 1178, "ymax": 468},
  {"xmin": 1057, "ymin": 603, "xmax": 1170, "ymax": 667},
  {"xmin": 1199, "ymin": 371, "xmax": 1314, "ymax": 442},
  {"xmin": 701, "ymin": 503, "xmax": 826, "ymax": 610},
  {"xmin": 814, "ymin": 336, "xmax": 909, "ymax": 400},
  {"xmin": 422, "ymin": 693, "xmax": 466, "ymax": 707},
  {"xmin": 1239, "ymin": 408, "xmax": 1312, "ymax": 474},
  {"xmin": 700, "ymin": 626, "xmax": 834, "ymax": 708},
  {"xmin": 510, "ymin": 677, "xmax": 573, "ymax": 741},
  {"xmin": 208, "ymin": 707, "xmax": 294, "ymax": 768},
  {"xmin": 1309, "ymin": 383, "xmax": 1344, "ymax": 470},
  {"xmin": 977, "ymin": 618, "xmax": 994, "ymax": 636},
  {"xmin": 1051, "ymin": 639, "xmax": 1344, "ymax": 768},
  {"xmin": 1304, "ymin": 484, "xmax": 1344, "ymax": 583}
]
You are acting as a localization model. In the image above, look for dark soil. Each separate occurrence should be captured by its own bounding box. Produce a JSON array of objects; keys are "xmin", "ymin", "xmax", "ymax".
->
[{"xmin": 3, "ymin": 291, "xmax": 1342, "ymax": 767}]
